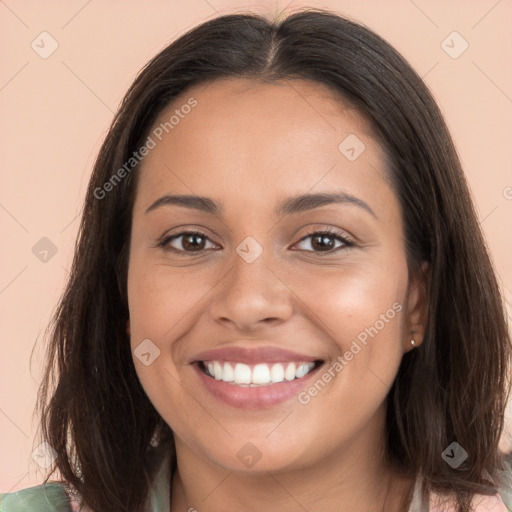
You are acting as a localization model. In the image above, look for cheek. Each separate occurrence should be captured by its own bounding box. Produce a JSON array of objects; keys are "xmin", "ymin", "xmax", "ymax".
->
[
  {"xmin": 126, "ymin": 258, "xmax": 209, "ymax": 430},
  {"xmin": 297, "ymin": 261, "xmax": 405, "ymax": 336},
  {"xmin": 289, "ymin": 265, "xmax": 407, "ymax": 433},
  {"xmin": 289, "ymin": 258, "xmax": 408, "ymax": 382},
  {"xmin": 126, "ymin": 256, "xmax": 221, "ymax": 417},
  {"xmin": 127, "ymin": 257, "xmax": 216, "ymax": 347}
]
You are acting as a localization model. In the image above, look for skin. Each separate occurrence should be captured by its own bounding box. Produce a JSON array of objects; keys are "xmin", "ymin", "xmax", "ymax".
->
[{"xmin": 127, "ymin": 78, "xmax": 429, "ymax": 512}]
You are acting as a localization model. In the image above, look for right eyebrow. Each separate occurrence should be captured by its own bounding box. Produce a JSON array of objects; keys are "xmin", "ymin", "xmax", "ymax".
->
[{"xmin": 145, "ymin": 195, "xmax": 222, "ymax": 215}]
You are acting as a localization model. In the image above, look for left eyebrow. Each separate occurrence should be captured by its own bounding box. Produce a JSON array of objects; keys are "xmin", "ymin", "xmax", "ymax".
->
[
  {"xmin": 276, "ymin": 191, "xmax": 377, "ymax": 219},
  {"xmin": 144, "ymin": 191, "xmax": 377, "ymax": 219}
]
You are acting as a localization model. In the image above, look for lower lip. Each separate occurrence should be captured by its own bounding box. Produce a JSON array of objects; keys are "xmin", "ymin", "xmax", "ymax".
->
[{"xmin": 192, "ymin": 362, "xmax": 323, "ymax": 409}]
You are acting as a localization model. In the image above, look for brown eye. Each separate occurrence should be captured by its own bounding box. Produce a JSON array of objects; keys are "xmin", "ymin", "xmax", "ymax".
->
[
  {"xmin": 160, "ymin": 231, "xmax": 218, "ymax": 254},
  {"xmin": 310, "ymin": 233, "xmax": 337, "ymax": 251},
  {"xmin": 181, "ymin": 233, "xmax": 207, "ymax": 251},
  {"xmin": 293, "ymin": 229, "xmax": 353, "ymax": 254}
]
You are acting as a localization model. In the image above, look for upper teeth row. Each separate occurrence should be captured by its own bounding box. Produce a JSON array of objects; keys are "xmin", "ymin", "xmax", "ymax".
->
[{"xmin": 205, "ymin": 361, "xmax": 316, "ymax": 385}]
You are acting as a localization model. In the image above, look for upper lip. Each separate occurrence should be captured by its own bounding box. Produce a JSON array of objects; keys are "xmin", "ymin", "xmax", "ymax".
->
[{"xmin": 189, "ymin": 346, "xmax": 321, "ymax": 365}]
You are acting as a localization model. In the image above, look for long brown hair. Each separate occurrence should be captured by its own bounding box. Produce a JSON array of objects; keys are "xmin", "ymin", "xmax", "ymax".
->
[{"xmin": 35, "ymin": 8, "xmax": 511, "ymax": 512}]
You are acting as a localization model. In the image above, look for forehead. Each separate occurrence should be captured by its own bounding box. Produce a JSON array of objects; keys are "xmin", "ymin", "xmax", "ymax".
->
[{"xmin": 134, "ymin": 77, "xmax": 393, "ymax": 217}]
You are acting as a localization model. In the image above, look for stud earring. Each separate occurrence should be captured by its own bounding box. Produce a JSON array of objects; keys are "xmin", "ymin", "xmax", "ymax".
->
[{"xmin": 410, "ymin": 339, "xmax": 415, "ymax": 346}]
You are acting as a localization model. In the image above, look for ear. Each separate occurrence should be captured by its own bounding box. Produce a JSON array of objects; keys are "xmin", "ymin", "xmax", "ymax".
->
[{"xmin": 404, "ymin": 261, "xmax": 429, "ymax": 353}]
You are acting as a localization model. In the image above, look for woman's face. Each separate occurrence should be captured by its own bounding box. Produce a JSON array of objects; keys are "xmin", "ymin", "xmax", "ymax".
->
[{"xmin": 127, "ymin": 78, "xmax": 427, "ymax": 473}]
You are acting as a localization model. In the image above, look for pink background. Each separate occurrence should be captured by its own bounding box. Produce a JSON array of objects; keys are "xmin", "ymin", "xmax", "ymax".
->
[{"xmin": 1, "ymin": 0, "xmax": 511, "ymax": 492}]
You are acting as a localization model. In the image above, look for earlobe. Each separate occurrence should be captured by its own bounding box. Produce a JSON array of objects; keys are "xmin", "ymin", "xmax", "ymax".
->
[{"xmin": 405, "ymin": 261, "xmax": 430, "ymax": 351}]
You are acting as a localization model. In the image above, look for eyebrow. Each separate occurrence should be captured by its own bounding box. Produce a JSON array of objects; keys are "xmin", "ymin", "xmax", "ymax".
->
[{"xmin": 145, "ymin": 192, "xmax": 377, "ymax": 218}]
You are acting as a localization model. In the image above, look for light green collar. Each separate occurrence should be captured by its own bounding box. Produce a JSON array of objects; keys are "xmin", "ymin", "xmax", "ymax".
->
[{"xmin": 148, "ymin": 448, "xmax": 171, "ymax": 511}]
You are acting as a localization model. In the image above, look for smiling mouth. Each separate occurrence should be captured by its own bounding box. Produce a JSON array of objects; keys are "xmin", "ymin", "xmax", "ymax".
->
[{"xmin": 198, "ymin": 360, "xmax": 324, "ymax": 387}]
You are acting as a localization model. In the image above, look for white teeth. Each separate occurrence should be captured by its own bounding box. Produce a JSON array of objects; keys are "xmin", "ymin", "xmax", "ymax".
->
[
  {"xmin": 252, "ymin": 364, "xmax": 270, "ymax": 384},
  {"xmin": 222, "ymin": 362, "xmax": 234, "ymax": 382},
  {"xmin": 203, "ymin": 361, "xmax": 316, "ymax": 385},
  {"xmin": 234, "ymin": 363, "xmax": 252, "ymax": 384},
  {"xmin": 296, "ymin": 364, "xmax": 309, "ymax": 379},
  {"xmin": 284, "ymin": 362, "xmax": 296, "ymax": 381},
  {"xmin": 270, "ymin": 363, "xmax": 285, "ymax": 383},
  {"xmin": 213, "ymin": 361, "xmax": 223, "ymax": 380}
]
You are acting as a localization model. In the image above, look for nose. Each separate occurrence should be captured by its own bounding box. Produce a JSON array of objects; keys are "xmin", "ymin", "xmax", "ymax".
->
[{"xmin": 208, "ymin": 247, "xmax": 294, "ymax": 332}]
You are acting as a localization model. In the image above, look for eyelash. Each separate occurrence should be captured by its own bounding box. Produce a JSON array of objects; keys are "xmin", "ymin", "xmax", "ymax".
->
[{"xmin": 157, "ymin": 227, "xmax": 354, "ymax": 256}]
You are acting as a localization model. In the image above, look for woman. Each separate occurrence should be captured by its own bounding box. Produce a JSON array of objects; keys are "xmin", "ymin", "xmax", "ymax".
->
[{"xmin": 1, "ymin": 8, "xmax": 511, "ymax": 512}]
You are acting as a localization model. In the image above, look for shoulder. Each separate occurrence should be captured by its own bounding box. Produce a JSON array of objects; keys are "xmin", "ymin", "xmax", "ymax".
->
[
  {"xmin": 0, "ymin": 482, "xmax": 72, "ymax": 512},
  {"xmin": 429, "ymin": 490, "xmax": 509, "ymax": 512},
  {"xmin": 469, "ymin": 493, "xmax": 510, "ymax": 512}
]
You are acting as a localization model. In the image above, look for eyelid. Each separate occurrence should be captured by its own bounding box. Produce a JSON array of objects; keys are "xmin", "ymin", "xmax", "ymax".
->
[
  {"xmin": 156, "ymin": 228, "xmax": 219, "ymax": 255},
  {"xmin": 156, "ymin": 225, "xmax": 355, "ymax": 255},
  {"xmin": 295, "ymin": 226, "xmax": 354, "ymax": 246}
]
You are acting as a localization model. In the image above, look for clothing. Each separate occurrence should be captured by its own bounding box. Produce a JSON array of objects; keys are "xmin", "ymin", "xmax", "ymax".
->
[
  {"xmin": 0, "ymin": 450, "xmax": 171, "ymax": 512},
  {"xmin": 407, "ymin": 477, "xmax": 510, "ymax": 512},
  {"xmin": 1, "ymin": 452, "xmax": 510, "ymax": 511}
]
